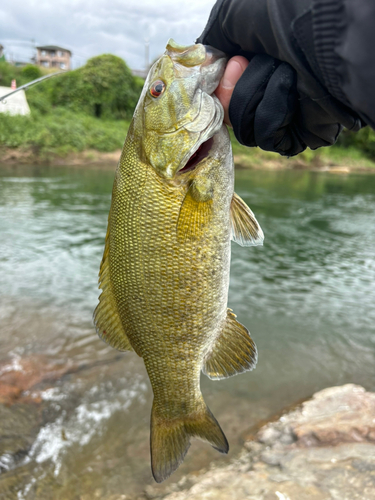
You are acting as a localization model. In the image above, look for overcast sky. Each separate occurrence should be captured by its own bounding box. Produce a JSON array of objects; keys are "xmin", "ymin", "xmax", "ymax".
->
[{"xmin": 0, "ymin": 0, "xmax": 216, "ymax": 70}]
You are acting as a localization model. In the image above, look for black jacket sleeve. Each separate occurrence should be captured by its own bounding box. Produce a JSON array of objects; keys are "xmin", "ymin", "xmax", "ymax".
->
[
  {"xmin": 313, "ymin": 0, "xmax": 375, "ymax": 128},
  {"xmin": 197, "ymin": 0, "xmax": 373, "ymax": 156}
]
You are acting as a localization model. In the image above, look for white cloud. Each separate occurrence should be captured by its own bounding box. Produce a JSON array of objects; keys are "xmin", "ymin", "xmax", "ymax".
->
[{"xmin": 0, "ymin": 0, "xmax": 215, "ymax": 69}]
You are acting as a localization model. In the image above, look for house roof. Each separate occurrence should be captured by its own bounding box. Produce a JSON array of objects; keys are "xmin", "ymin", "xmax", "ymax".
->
[{"xmin": 36, "ymin": 45, "xmax": 72, "ymax": 55}]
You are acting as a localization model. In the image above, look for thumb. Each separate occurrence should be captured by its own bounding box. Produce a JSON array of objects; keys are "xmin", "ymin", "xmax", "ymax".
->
[{"xmin": 215, "ymin": 56, "xmax": 249, "ymax": 126}]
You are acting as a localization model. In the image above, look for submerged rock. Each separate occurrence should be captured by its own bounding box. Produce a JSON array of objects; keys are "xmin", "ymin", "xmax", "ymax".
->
[
  {"xmin": 0, "ymin": 355, "xmax": 73, "ymax": 405},
  {"xmin": 154, "ymin": 384, "xmax": 375, "ymax": 500}
]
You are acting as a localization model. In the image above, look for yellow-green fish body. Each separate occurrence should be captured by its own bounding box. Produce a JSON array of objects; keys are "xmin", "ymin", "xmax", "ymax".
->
[{"xmin": 94, "ymin": 40, "xmax": 264, "ymax": 482}]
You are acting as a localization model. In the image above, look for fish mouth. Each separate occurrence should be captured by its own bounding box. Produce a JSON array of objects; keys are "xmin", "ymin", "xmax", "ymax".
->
[
  {"xmin": 177, "ymin": 94, "xmax": 224, "ymax": 175},
  {"xmin": 178, "ymin": 137, "xmax": 214, "ymax": 174}
]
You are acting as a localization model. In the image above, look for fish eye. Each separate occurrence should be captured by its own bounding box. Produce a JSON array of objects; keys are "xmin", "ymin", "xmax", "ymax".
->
[{"xmin": 150, "ymin": 80, "xmax": 165, "ymax": 98}]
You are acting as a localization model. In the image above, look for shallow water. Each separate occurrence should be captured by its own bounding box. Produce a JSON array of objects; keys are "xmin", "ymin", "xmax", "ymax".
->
[{"xmin": 0, "ymin": 165, "xmax": 374, "ymax": 499}]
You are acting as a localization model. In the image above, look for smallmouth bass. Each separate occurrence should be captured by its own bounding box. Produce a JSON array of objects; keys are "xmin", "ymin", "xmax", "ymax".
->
[{"xmin": 94, "ymin": 39, "xmax": 264, "ymax": 483}]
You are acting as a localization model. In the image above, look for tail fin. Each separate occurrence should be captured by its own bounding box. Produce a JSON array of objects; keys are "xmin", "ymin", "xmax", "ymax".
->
[{"xmin": 151, "ymin": 400, "xmax": 228, "ymax": 483}]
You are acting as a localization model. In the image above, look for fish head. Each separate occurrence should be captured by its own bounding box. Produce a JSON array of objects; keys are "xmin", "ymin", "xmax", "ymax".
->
[{"xmin": 134, "ymin": 39, "xmax": 227, "ymax": 180}]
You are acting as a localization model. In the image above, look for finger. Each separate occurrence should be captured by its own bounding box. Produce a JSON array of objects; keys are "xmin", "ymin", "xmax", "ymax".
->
[{"xmin": 215, "ymin": 56, "xmax": 249, "ymax": 126}]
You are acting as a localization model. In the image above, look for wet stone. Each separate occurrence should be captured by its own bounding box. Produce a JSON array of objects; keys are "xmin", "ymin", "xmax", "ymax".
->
[
  {"xmin": 260, "ymin": 450, "xmax": 284, "ymax": 466},
  {"xmin": 351, "ymin": 459, "xmax": 375, "ymax": 472},
  {"xmin": 0, "ymin": 403, "xmax": 41, "ymax": 467},
  {"xmin": 258, "ymin": 426, "xmax": 282, "ymax": 445},
  {"xmin": 158, "ymin": 385, "xmax": 375, "ymax": 500}
]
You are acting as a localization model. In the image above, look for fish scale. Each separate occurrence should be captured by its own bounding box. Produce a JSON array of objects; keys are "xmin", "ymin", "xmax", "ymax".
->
[
  {"xmin": 94, "ymin": 39, "xmax": 263, "ymax": 483},
  {"xmin": 113, "ymin": 135, "xmax": 231, "ymax": 407}
]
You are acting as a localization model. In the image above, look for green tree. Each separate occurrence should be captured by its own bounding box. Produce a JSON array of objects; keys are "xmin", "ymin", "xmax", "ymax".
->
[
  {"xmin": 80, "ymin": 54, "xmax": 143, "ymax": 119},
  {"xmin": 337, "ymin": 127, "xmax": 375, "ymax": 160},
  {"xmin": 1, "ymin": 55, "xmax": 144, "ymax": 120},
  {"xmin": 41, "ymin": 54, "xmax": 144, "ymax": 119},
  {"xmin": 21, "ymin": 64, "xmax": 42, "ymax": 82}
]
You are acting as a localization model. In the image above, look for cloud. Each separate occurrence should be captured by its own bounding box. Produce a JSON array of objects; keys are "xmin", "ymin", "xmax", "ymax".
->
[{"xmin": 0, "ymin": 0, "xmax": 215, "ymax": 69}]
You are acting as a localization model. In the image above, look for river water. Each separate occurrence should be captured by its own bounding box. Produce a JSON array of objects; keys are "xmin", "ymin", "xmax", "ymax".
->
[{"xmin": 0, "ymin": 164, "xmax": 374, "ymax": 499}]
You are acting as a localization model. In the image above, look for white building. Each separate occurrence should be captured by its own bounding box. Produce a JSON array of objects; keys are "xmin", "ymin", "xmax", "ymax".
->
[{"xmin": 0, "ymin": 86, "xmax": 30, "ymax": 116}]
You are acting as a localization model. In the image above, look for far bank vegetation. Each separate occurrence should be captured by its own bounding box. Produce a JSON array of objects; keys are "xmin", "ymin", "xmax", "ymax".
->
[
  {"xmin": 0, "ymin": 57, "xmax": 375, "ymax": 169},
  {"xmin": 0, "ymin": 56, "xmax": 141, "ymax": 158}
]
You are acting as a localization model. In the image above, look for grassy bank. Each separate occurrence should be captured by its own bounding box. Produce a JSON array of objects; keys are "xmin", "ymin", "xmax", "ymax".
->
[
  {"xmin": 0, "ymin": 109, "xmax": 129, "ymax": 160},
  {"xmin": 1, "ymin": 108, "xmax": 375, "ymax": 171}
]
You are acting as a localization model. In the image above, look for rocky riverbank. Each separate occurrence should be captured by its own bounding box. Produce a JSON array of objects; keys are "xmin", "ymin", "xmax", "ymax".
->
[
  {"xmin": 145, "ymin": 384, "xmax": 375, "ymax": 500},
  {"xmin": 1, "ymin": 145, "xmax": 375, "ymax": 174}
]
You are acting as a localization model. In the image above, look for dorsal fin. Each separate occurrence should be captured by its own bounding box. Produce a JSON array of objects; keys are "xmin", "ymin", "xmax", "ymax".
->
[
  {"xmin": 203, "ymin": 309, "xmax": 257, "ymax": 380},
  {"xmin": 230, "ymin": 192, "xmax": 264, "ymax": 247},
  {"xmin": 93, "ymin": 219, "xmax": 135, "ymax": 353}
]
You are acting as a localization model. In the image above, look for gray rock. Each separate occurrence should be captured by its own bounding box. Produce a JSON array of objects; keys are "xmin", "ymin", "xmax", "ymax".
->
[
  {"xmin": 158, "ymin": 385, "xmax": 375, "ymax": 500},
  {"xmin": 258, "ymin": 426, "xmax": 282, "ymax": 445},
  {"xmin": 260, "ymin": 450, "xmax": 284, "ymax": 466},
  {"xmin": 285, "ymin": 384, "xmax": 375, "ymax": 447}
]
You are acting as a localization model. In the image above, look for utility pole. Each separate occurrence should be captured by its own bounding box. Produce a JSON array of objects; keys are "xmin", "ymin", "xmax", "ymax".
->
[
  {"xmin": 145, "ymin": 39, "xmax": 149, "ymax": 71},
  {"xmin": 31, "ymin": 38, "xmax": 36, "ymax": 64}
]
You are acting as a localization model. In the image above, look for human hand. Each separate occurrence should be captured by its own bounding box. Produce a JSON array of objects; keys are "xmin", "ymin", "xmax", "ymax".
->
[
  {"xmin": 199, "ymin": 0, "xmax": 362, "ymax": 156},
  {"xmin": 216, "ymin": 55, "xmax": 307, "ymax": 159}
]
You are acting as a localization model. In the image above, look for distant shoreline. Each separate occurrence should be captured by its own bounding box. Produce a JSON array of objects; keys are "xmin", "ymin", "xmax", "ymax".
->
[
  {"xmin": 1, "ymin": 146, "xmax": 375, "ymax": 174},
  {"xmin": 234, "ymin": 154, "xmax": 372, "ymax": 174},
  {"xmin": 0, "ymin": 147, "xmax": 122, "ymax": 169}
]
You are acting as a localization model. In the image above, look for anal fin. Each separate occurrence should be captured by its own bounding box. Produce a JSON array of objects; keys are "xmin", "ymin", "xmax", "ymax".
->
[
  {"xmin": 230, "ymin": 192, "xmax": 264, "ymax": 246},
  {"xmin": 93, "ymin": 223, "xmax": 134, "ymax": 353},
  {"xmin": 203, "ymin": 309, "xmax": 257, "ymax": 380}
]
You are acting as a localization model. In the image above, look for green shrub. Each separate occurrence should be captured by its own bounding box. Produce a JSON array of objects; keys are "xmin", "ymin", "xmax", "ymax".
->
[
  {"xmin": 337, "ymin": 127, "xmax": 375, "ymax": 160},
  {"xmin": 0, "ymin": 108, "xmax": 129, "ymax": 156},
  {"xmin": 0, "ymin": 62, "xmax": 43, "ymax": 87},
  {"xmin": 21, "ymin": 65, "xmax": 42, "ymax": 82},
  {"xmin": 0, "ymin": 61, "xmax": 19, "ymax": 87},
  {"xmin": 26, "ymin": 91, "xmax": 51, "ymax": 115}
]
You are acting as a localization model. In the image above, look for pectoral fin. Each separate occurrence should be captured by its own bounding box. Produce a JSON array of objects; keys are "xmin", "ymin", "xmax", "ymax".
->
[
  {"xmin": 230, "ymin": 192, "xmax": 264, "ymax": 246},
  {"xmin": 177, "ymin": 180, "xmax": 213, "ymax": 242},
  {"xmin": 93, "ymin": 222, "xmax": 135, "ymax": 353},
  {"xmin": 203, "ymin": 309, "xmax": 257, "ymax": 380}
]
